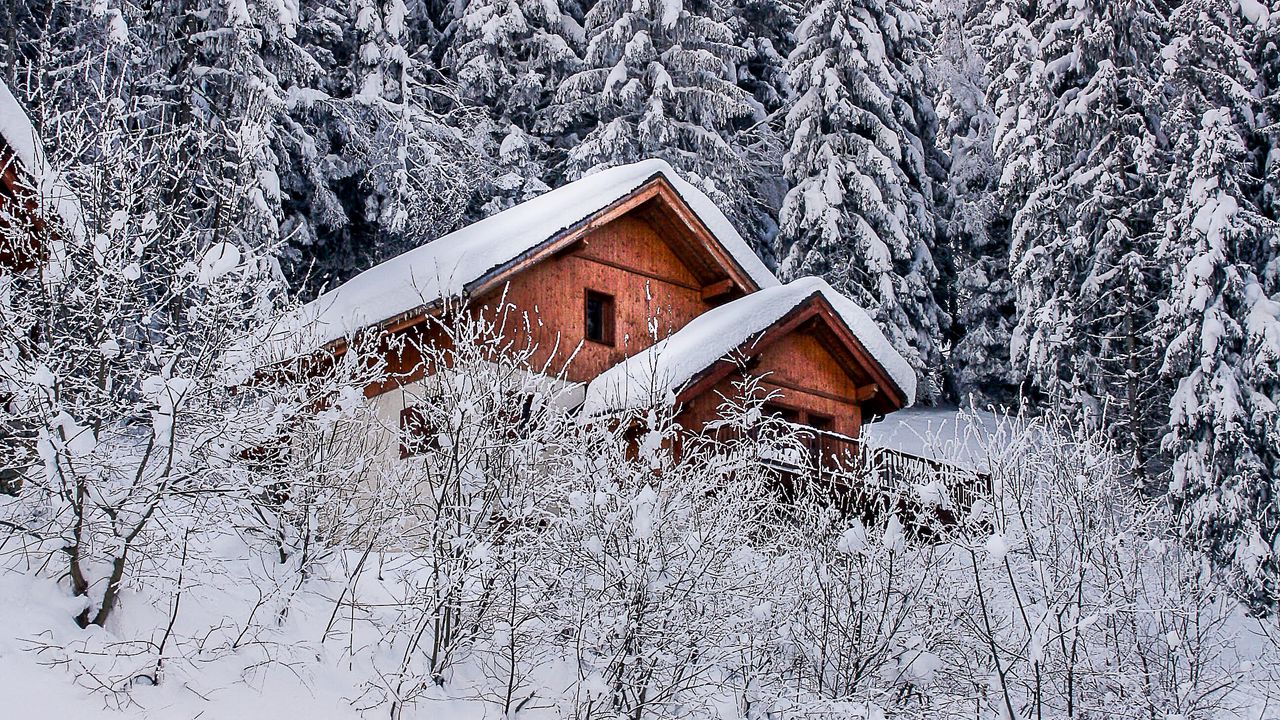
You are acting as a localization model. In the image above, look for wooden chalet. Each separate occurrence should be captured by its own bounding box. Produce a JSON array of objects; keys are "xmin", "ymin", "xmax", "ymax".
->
[
  {"xmin": 0, "ymin": 80, "xmax": 43, "ymax": 271},
  {"xmin": 261, "ymin": 159, "xmax": 988, "ymax": 519},
  {"xmin": 0, "ymin": 79, "xmax": 82, "ymax": 272}
]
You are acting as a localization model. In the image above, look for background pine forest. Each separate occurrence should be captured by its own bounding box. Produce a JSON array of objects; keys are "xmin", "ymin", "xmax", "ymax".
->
[{"xmin": 2, "ymin": 0, "xmax": 1279, "ymax": 600}]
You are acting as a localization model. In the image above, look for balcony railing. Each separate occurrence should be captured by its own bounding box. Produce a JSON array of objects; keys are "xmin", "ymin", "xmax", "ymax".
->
[{"xmin": 750, "ymin": 424, "xmax": 992, "ymax": 523}]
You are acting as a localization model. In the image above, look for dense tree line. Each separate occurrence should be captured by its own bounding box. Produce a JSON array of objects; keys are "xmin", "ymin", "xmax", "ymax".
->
[{"xmin": 1, "ymin": 0, "xmax": 1278, "ymax": 601}]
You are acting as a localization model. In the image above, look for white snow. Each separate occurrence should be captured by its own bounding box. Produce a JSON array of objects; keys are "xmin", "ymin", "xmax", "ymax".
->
[
  {"xmin": 0, "ymin": 78, "xmax": 86, "ymax": 242},
  {"xmin": 1239, "ymin": 0, "xmax": 1270, "ymax": 27},
  {"xmin": 913, "ymin": 478, "xmax": 949, "ymax": 508},
  {"xmin": 98, "ymin": 338, "xmax": 120, "ymax": 359},
  {"xmin": 581, "ymin": 276, "xmax": 916, "ymax": 416},
  {"xmin": 631, "ymin": 485, "xmax": 658, "ymax": 540},
  {"xmin": 50, "ymin": 411, "xmax": 96, "ymax": 457},
  {"xmin": 891, "ymin": 642, "xmax": 941, "ymax": 687},
  {"xmin": 862, "ymin": 406, "xmax": 1009, "ymax": 473},
  {"xmin": 0, "ymin": 81, "xmax": 43, "ymax": 180},
  {"xmin": 196, "ymin": 242, "xmax": 242, "ymax": 285},
  {"xmin": 881, "ymin": 514, "xmax": 906, "ymax": 554},
  {"xmin": 836, "ymin": 520, "xmax": 868, "ymax": 554},
  {"xmin": 141, "ymin": 375, "xmax": 192, "ymax": 446},
  {"xmin": 0, "ymin": 557, "xmax": 516, "ymax": 720},
  {"xmin": 985, "ymin": 532, "xmax": 1009, "ymax": 562},
  {"xmin": 257, "ymin": 159, "xmax": 778, "ymax": 359}
]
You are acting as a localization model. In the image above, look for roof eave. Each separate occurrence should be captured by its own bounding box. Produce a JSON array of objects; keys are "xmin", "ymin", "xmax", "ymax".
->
[
  {"xmin": 279, "ymin": 170, "xmax": 769, "ymax": 364},
  {"xmin": 671, "ymin": 291, "xmax": 910, "ymax": 414}
]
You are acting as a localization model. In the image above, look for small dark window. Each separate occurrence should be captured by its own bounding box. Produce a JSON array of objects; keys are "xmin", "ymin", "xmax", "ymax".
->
[
  {"xmin": 519, "ymin": 393, "xmax": 535, "ymax": 427},
  {"xmin": 763, "ymin": 403, "xmax": 800, "ymax": 425},
  {"xmin": 241, "ymin": 434, "xmax": 292, "ymax": 473},
  {"xmin": 499, "ymin": 393, "xmax": 537, "ymax": 439},
  {"xmin": 400, "ymin": 406, "xmax": 436, "ymax": 458},
  {"xmin": 585, "ymin": 290, "xmax": 616, "ymax": 346},
  {"xmin": 806, "ymin": 413, "xmax": 833, "ymax": 432}
]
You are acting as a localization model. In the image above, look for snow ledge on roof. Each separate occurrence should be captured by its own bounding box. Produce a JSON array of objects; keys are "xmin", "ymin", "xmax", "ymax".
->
[
  {"xmin": 580, "ymin": 276, "xmax": 917, "ymax": 417},
  {"xmin": 0, "ymin": 78, "xmax": 85, "ymax": 242},
  {"xmin": 254, "ymin": 159, "xmax": 779, "ymax": 359}
]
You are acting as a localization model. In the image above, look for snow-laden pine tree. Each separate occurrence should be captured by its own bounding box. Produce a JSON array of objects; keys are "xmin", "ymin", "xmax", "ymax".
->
[
  {"xmin": 449, "ymin": 0, "xmax": 583, "ymax": 132},
  {"xmin": 726, "ymin": 0, "xmax": 798, "ymax": 262},
  {"xmin": 551, "ymin": 0, "xmax": 764, "ymax": 231},
  {"xmin": 271, "ymin": 0, "xmax": 489, "ymax": 293},
  {"xmin": 775, "ymin": 0, "xmax": 947, "ymax": 401},
  {"xmin": 353, "ymin": 0, "xmax": 412, "ymax": 102},
  {"xmin": 933, "ymin": 0, "xmax": 1018, "ymax": 405},
  {"xmin": 182, "ymin": 0, "xmax": 323, "ymax": 251},
  {"xmin": 1254, "ymin": 4, "xmax": 1280, "ymax": 223},
  {"xmin": 1156, "ymin": 0, "xmax": 1280, "ymax": 608},
  {"xmin": 731, "ymin": 0, "xmax": 797, "ymax": 123},
  {"xmin": 446, "ymin": 0, "xmax": 583, "ymax": 212},
  {"xmin": 1000, "ymin": 0, "xmax": 1169, "ymax": 470}
]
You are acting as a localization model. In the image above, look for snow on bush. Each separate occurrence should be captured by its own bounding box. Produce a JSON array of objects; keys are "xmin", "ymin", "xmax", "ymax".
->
[
  {"xmin": 4, "ymin": 287, "xmax": 1280, "ymax": 718},
  {"xmin": 2, "ymin": 67, "xmax": 1279, "ymax": 720}
]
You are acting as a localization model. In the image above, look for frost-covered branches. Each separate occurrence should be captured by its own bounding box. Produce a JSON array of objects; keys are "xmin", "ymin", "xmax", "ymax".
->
[
  {"xmin": 934, "ymin": 412, "xmax": 1261, "ymax": 720},
  {"xmin": 0, "ymin": 67, "xmax": 292, "ymax": 628},
  {"xmin": 4, "ymin": 263, "xmax": 1279, "ymax": 716}
]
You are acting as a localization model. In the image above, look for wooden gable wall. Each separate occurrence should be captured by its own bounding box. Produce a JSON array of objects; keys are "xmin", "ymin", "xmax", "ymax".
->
[
  {"xmin": 680, "ymin": 324, "xmax": 872, "ymax": 440},
  {"xmin": 469, "ymin": 212, "xmax": 728, "ymax": 384}
]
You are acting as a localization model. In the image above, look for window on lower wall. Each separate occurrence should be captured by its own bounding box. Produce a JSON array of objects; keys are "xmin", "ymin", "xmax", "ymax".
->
[
  {"xmin": 807, "ymin": 413, "xmax": 833, "ymax": 433},
  {"xmin": 497, "ymin": 393, "xmax": 537, "ymax": 440},
  {"xmin": 763, "ymin": 403, "xmax": 800, "ymax": 425},
  {"xmin": 400, "ymin": 405, "xmax": 438, "ymax": 458},
  {"xmin": 584, "ymin": 289, "xmax": 616, "ymax": 346}
]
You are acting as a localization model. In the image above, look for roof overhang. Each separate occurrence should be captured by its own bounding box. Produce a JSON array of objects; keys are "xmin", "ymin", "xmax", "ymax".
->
[
  {"xmin": 674, "ymin": 291, "xmax": 910, "ymax": 417},
  {"xmin": 322, "ymin": 174, "xmax": 766, "ymax": 358}
]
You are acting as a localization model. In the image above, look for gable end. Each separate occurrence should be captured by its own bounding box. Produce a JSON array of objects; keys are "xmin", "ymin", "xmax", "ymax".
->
[
  {"xmin": 674, "ymin": 292, "xmax": 910, "ymax": 417},
  {"xmin": 353, "ymin": 174, "xmax": 768, "ymax": 351}
]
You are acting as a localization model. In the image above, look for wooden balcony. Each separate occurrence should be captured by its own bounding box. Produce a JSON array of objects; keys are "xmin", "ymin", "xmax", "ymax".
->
[{"xmin": 752, "ymin": 425, "xmax": 993, "ymax": 528}]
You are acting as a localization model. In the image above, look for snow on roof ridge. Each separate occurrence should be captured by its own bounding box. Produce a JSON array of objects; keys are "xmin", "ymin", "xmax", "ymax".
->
[
  {"xmin": 580, "ymin": 276, "xmax": 917, "ymax": 417},
  {"xmin": 0, "ymin": 78, "xmax": 86, "ymax": 241},
  {"xmin": 262, "ymin": 159, "xmax": 779, "ymax": 356}
]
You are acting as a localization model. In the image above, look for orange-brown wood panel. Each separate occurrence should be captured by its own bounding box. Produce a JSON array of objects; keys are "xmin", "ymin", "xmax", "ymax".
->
[
  {"xmin": 573, "ymin": 215, "xmax": 702, "ymax": 289},
  {"xmin": 679, "ymin": 328, "xmax": 866, "ymax": 439},
  {"xmin": 753, "ymin": 331, "xmax": 863, "ymax": 407},
  {"xmin": 470, "ymin": 213, "xmax": 717, "ymax": 384},
  {"xmin": 0, "ymin": 145, "xmax": 46, "ymax": 272}
]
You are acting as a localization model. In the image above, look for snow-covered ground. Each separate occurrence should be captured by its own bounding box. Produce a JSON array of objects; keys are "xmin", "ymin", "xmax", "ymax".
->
[
  {"xmin": 4, "ymin": 403, "xmax": 1279, "ymax": 720},
  {"xmin": 0, "ymin": 550, "xmax": 524, "ymax": 720},
  {"xmin": 4, "ymin": 539, "xmax": 1276, "ymax": 720}
]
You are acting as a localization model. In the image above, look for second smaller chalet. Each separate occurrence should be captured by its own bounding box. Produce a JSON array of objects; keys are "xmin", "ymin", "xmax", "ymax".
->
[
  {"xmin": 0, "ymin": 79, "xmax": 85, "ymax": 272},
  {"xmin": 260, "ymin": 159, "xmax": 920, "ymax": 485}
]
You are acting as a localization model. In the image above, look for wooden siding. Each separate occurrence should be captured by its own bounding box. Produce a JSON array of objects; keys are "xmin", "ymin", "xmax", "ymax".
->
[
  {"xmin": 0, "ymin": 145, "xmax": 44, "ymax": 272},
  {"xmin": 680, "ymin": 326, "xmax": 867, "ymax": 439},
  {"xmin": 470, "ymin": 213, "xmax": 718, "ymax": 383},
  {"xmin": 361, "ymin": 195, "xmax": 889, "ymax": 442}
]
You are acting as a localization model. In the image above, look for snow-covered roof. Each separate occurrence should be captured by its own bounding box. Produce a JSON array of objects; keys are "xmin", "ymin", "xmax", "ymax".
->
[
  {"xmin": 580, "ymin": 276, "xmax": 916, "ymax": 416},
  {"xmin": 863, "ymin": 407, "xmax": 1008, "ymax": 473},
  {"xmin": 265, "ymin": 159, "xmax": 778, "ymax": 355},
  {"xmin": 0, "ymin": 79, "xmax": 85, "ymax": 241}
]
